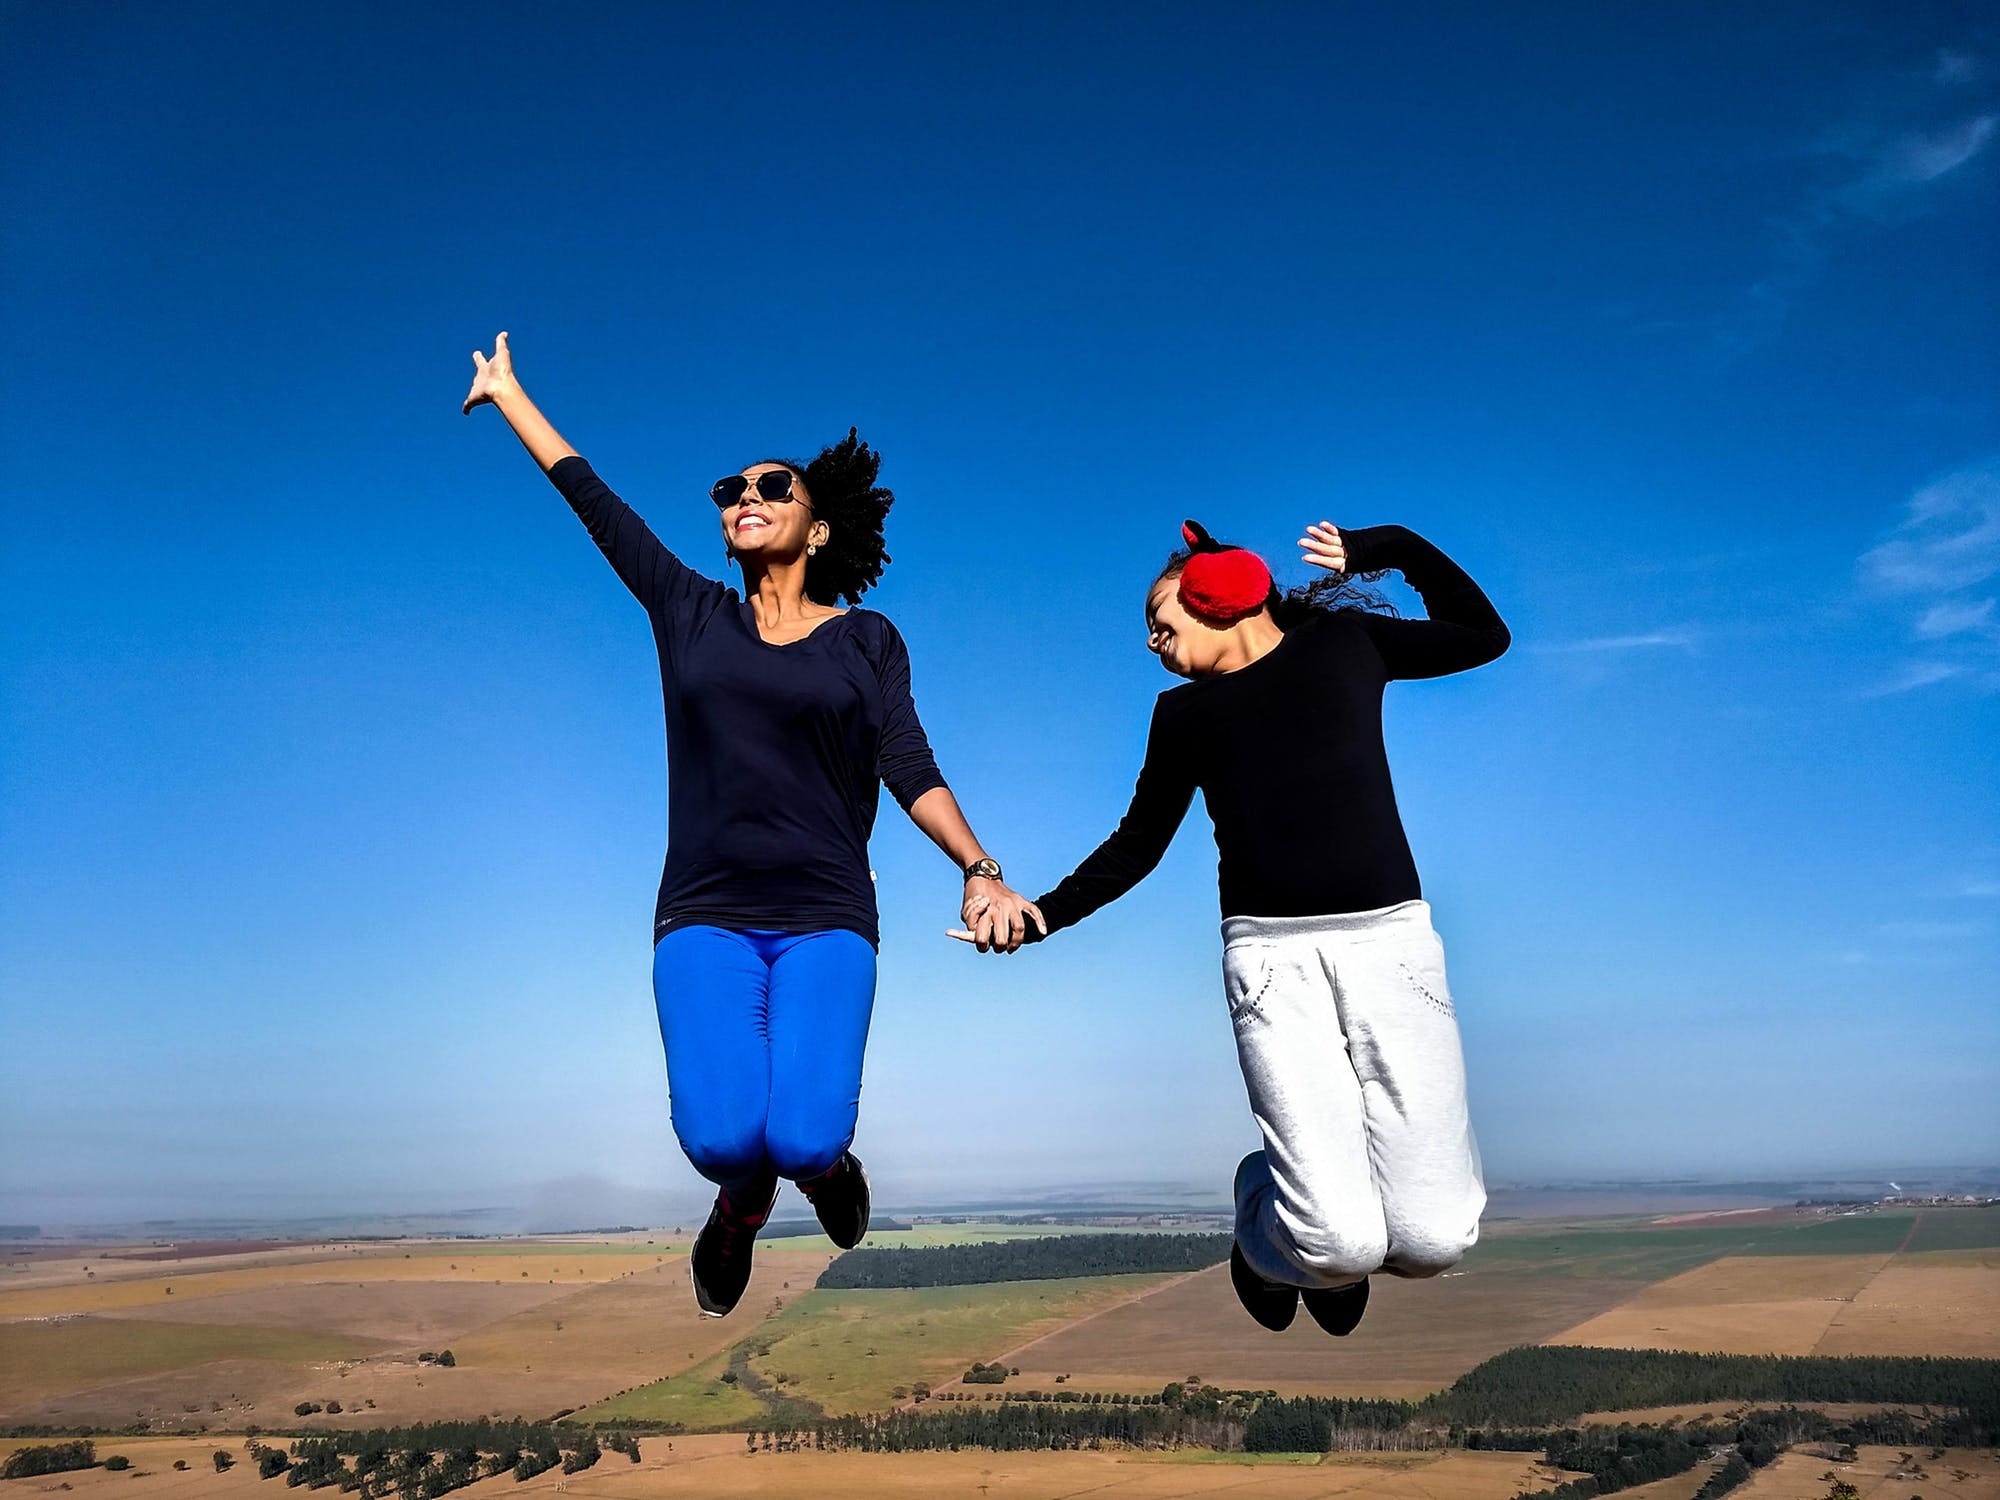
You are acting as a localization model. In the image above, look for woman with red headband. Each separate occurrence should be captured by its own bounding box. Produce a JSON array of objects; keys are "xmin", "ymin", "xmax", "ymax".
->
[
  {"xmin": 464, "ymin": 333, "xmax": 1042, "ymax": 1320},
  {"xmin": 963, "ymin": 518, "xmax": 1508, "ymax": 1337}
]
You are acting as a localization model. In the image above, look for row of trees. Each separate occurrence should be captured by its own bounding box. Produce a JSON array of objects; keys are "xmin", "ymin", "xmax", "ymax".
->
[
  {"xmin": 817, "ymin": 1232, "xmax": 1234, "ymax": 1288},
  {"xmin": 1418, "ymin": 1347, "xmax": 2000, "ymax": 1436},
  {"xmin": 227, "ymin": 1421, "xmax": 639, "ymax": 1494}
]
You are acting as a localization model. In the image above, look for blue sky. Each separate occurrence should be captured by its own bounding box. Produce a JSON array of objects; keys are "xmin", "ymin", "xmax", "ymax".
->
[{"xmin": 2, "ymin": 3, "xmax": 1996, "ymax": 1229}]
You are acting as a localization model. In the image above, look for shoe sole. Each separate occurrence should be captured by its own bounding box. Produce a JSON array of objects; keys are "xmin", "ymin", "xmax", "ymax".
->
[
  {"xmin": 1301, "ymin": 1278, "xmax": 1369, "ymax": 1337},
  {"xmin": 1230, "ymin": 1246, "xmax": 1298, "ymax": 1332}
]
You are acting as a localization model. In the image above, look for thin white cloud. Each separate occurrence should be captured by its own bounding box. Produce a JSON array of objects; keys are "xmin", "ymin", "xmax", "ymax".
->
[
  {"xmin": 1862, "ymin": 464, "xmax": 2000, "ymax": 592},
  {"xmin": 1856, "ymin": 462, "xmax": 2000, "ymax": 695},
  {"xmin": 1962, "ymin": 879, "xmax": 2000, "ymax": 898},
  {"xmin": 1935, "ymin": 50, "xmax": 1980, "ymax": 85},
  {"xmin": 1717, "ymin": 56, "xmax": 1995, "ymax": 352},
  {"xmin": 1916, "ymin": 596, "xmax": 1997, "ymax": 638},
  {"xmin": 1872, "ymin": 918, "xmax": 1991, "ymax": 940},
  {"xmin": 1882, "ymin": 113, "xmax": 1998, "ymax": 184},
  {"xmin": 1857, "ymin": 661, "xmax": 1964, "ymax": 697},
  {"xmin": 1535, "ymin": 631, "xmax": 1697, "ymax": 654}
]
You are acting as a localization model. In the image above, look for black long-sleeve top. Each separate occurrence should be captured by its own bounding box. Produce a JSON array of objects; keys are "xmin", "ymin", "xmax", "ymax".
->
[
  {"xmin": 1030, "ymin": 526, "xmax": 1509, "ymax": 936},
  {"xmin": 549, "ymin": 457, "xmax": 947, "ymax": 948}
]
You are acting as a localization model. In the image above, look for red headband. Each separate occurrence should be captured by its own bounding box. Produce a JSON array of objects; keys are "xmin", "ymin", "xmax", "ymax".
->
[{"xmin": 1176, "ymin": 519, "xmax": 1273, "ymax": 625}]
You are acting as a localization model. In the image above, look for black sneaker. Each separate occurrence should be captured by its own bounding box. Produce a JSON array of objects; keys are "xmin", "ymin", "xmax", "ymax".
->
[
  {"xmin": 1229, "ymin": 1242, "xmax": 1299, "ymax": 1332},
  {"xmin": 798, "ymin": 1151, "xmax": 871, "ymax": 1250},
  {"xmin": 1301, "ymin": 1276, "xmax": 1370, "ymax": 1336},
  {"xmin": 689, "ymin": 1179, "xmax": 776, "ymax": 1318}
]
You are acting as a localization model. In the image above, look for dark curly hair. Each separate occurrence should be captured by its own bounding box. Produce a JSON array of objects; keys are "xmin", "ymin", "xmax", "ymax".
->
[
  {"xmin": 759, "ymin": 428, "xmax": 893, "ymax": 606},
  {"xmin": 1155, "ymin": 541, "xmax": 1393, "ymax": 628}
]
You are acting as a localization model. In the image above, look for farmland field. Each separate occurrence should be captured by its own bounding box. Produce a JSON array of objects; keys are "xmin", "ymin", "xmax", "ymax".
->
[{"xmin": 4, "ymin": 1205, "xmax": 1997, "ymax": 1435}]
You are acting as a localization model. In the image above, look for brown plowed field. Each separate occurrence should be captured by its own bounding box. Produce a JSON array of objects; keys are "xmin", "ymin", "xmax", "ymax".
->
[
  {"xmin": 1546, "ymin": 1252, "xmax": 2000, "ymax": 1358},
  {"xmin": 1731, "ymin": 1444, "xmax": 2000, "ymax": 1497},
  {"xmin": 111, "ymin": 1280, "xmax": 574, "ymax": 1342},
  {"xmin": 1547, "ymin": 1254, "xmax": 1887, "ymax": 1355},
  {"xmin": 1814, "ymin": 1263, "xmax": 2000, "ymax": 1357},
  {"xmin": 0, "ymin": 1246, "xmax": 833, "ymax": 1429},
  {"xmin": 1004, "ymin": 1264, "xmax": 1634, "ymax": 1397}
]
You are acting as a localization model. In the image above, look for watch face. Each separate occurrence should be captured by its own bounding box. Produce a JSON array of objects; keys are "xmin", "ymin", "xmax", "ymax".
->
[{"xmin": 968, "ymin": 859, "xmax": 1002, "ymax": 880}]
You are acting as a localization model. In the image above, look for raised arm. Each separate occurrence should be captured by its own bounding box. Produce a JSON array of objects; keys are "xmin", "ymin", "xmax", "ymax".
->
[
  {"xmin": 1303, "ymin": 520, "xmax": 1510, "ymax": 680},
  {"xmin": 1017, "ymin": 698, "xmax": 1198, "ymax": 942},
  {"xmin": 464, "ymin": 332, "xmax": 719, "ymax": 619}
]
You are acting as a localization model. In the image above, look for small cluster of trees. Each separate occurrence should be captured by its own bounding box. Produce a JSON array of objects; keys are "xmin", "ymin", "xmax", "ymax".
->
[
  {"xmin": 1512, "ymin": 1427, "xmax": 1708, "ymax": 1500},
  {"xmin": 963, "ymin": 1362, "xmax": 1013, "ymax": 1385},
  {"xmin": 294, "ymin": 1400, "xmax": 344, "ymax": 1416},
  {"xmin": 415, "ymin": 1350, "xmax": 455, "ymax": 1366},
  {"xmin": 817, "ymin": 1232, "xmax": 1234, "ymax": 1289},
  {"xmin": 1, "ymin": 1441, "xmax": 97, "ymax": 1479}
]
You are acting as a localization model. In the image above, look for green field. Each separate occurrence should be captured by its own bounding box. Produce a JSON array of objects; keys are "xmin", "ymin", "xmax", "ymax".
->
[
  {"xmin": 1459, "ymin": 1210, "xmax": 1936, "ymax": 1282},
  {"xmin": 579, "ymin": 1347, "xmax": 767, "ymax": 1427},
  {"xmin": 759, "ymin": 1222, "xmax": 1211, "ymax": 1251},
  {"xmin": 1906, "ymin": 1206, "xmax": 2000, "ymax": 1253},
  {"xmin": 0, "ymin": 1317, "xmax": 383, "ymax": 1398},
  {"xmin": 581, "ymin": 1274, "xmax": 1174, "ymax": 1427}
]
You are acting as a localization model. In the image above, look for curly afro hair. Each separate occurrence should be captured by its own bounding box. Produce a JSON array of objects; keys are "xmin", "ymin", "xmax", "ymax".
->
[{"xmin": 762, "ymin": 428, "xmax": 894, "ymax": 606}]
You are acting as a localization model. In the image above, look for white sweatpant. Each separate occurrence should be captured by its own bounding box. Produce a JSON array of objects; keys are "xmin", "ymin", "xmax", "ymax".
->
[{"xmin": 1223, "ymin": 899, "xmax": 1484, "ymax": 1290}]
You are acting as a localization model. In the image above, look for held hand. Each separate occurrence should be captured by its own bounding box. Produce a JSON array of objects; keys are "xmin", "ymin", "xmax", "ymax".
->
[
  {"xmin": 1300, "ymin": 520, "xmax": 1346, "ymax": 574},
  {"xmin": 948, "ymin": 878, "xmax": 1046, "ymax": 954},
  {"xmin": 462, "ymin": 331, "xmax": 518, "ymax": 415}
]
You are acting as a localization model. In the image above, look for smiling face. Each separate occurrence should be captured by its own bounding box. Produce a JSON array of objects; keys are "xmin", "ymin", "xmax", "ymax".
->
[
  {"xmin": 1145, "ymin": 574, "xmax": 1217, "ymax": 679},
  {"xmin": 720, "ymin": 462, "xmax": 826, "ymax": 563}
]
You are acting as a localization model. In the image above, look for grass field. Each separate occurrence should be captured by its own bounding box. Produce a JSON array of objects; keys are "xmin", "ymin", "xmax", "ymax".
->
[
  {"xmin": 5, "ymin": 1208, "xmax": 1995, "ymax": 1437},
  {"xmin": 0, "ymin": 1252, "xmax": 675, "ymax": 1319},
  {"xmin": 580, "ymin": 1347, "xmax": 769, "ymax": 1427},
  {"xmin": 0, "ymin": 1319, "xmax": 383, "ymax": 1411},
  {"xmin": 1009, "ymin": 1262, "xmax": 1635, "ymax": 1398},
  {"xmin": 758, "ymin": 1222, "xmax": 1217, "ymax": 1251},
  {"xmin": 578, "ymin": 1274, "xmax": 1176, "ymax": 1423}
]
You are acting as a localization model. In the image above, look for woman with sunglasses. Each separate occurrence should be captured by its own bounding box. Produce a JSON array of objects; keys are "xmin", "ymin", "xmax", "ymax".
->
[
  {"xmin": 961, "ymin": 518, "xmax": 1507, "ymax": 1338},
  {"xmin": 464, "ymin": 332, "xmax": 1042, "ymax": 1317}
]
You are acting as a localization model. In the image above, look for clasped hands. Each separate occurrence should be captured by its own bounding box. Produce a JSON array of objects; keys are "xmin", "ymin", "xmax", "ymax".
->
[{"xmin": 948, "ymin": 877, "xmax": 1046, "ymax": 955}]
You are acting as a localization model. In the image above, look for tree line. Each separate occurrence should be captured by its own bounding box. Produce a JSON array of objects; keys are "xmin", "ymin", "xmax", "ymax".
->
[
  {"xmin": 816, "ymin": 1232, "xmax": 1234, "ymax": 1288},
  {"xmin": 1418, "ymin": 1346, "xmax": 2000, "ymax": 1434},
  {"xmin": 229, "ymin": 1420, "xmax": 641, "ymax": 1494}
]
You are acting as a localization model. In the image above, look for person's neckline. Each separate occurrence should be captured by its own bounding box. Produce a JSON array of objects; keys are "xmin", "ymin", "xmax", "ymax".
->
[
  {"xmin": 740, "ymin": 600, "xmax": 855, "ymax": 650},
  {"xmin": 1190, "ymin": 618, "xmax": 1306, "ymax": 684}
]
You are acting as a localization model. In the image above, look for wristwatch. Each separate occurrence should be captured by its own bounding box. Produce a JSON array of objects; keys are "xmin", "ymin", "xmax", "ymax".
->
[{"xmin": 963, "ymin": 858, "xmax": 1003, "ymax": 883}]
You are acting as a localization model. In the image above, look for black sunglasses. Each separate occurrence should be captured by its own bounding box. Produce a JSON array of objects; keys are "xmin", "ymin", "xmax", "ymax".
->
[{"xmin": 710, "ymin": 471, "xmax": 804, "ymax": 508}]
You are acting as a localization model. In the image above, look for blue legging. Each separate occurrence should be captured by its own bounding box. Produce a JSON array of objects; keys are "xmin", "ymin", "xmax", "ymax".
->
[{"xmin": 652, "ymin": 926, "xmax": 877, "ymax": 1193}]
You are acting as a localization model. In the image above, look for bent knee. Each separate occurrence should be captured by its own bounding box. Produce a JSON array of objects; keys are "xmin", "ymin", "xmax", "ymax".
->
[
  {"xmin": 763, "ymin": 1122, "xmax": 848, "ymax": 1183},
  {"xmin": 1384, "ymin": 1222, "xmax": 1478, "ymax": 1278},
  {"xmin": 1281, "ymin": 1216, "xmax": 1388, "ymax": 1285},
  {"xmin": 675, "ymin": 1122, "xmax": 769, "ymax": 1186}
]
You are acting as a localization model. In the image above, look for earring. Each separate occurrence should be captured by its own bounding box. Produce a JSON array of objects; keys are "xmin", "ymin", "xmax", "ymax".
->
[{"xmin": 808, "ymin": 544, "xmax": 818, "ymax": 557}]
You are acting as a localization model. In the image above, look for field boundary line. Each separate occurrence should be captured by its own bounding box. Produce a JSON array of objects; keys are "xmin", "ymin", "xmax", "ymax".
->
[
  {"xmin": 1807, "ymin": 1212, "xmax": 1925, "ymax": 1357},
  {"xmin": 920, "ymin": 1267, "xmax": 1217, "ymax": 1403}
]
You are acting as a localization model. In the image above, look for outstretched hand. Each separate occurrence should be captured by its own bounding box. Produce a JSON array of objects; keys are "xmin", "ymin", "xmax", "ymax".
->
[
  {"xmin": 947, "ymin": 879, "xmax": 1046, "ymax": 954},
  {"xmin": 462, "ymin": 331, "xmax": 517, "ymax": 415},
  {"xmin": 1300, "ymin": 520, "xmax": 1347, "ymax": 573}
]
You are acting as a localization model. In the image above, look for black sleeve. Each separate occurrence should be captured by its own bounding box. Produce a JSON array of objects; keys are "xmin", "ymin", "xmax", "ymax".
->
[
  {"xmin": 872, "ymin": 619, "xmax": 950, "ymax": 813},
  {"xmin": 1341, "ymin": 524, "xmax": 1511, "ymax": 680},
  {"xmin": 1027, "ymin": 697, "xmax": 1197, "ymax": 940},
  {"xmin": 547, "ymin": 456, "xmax": 726, "ymax": 628}
]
